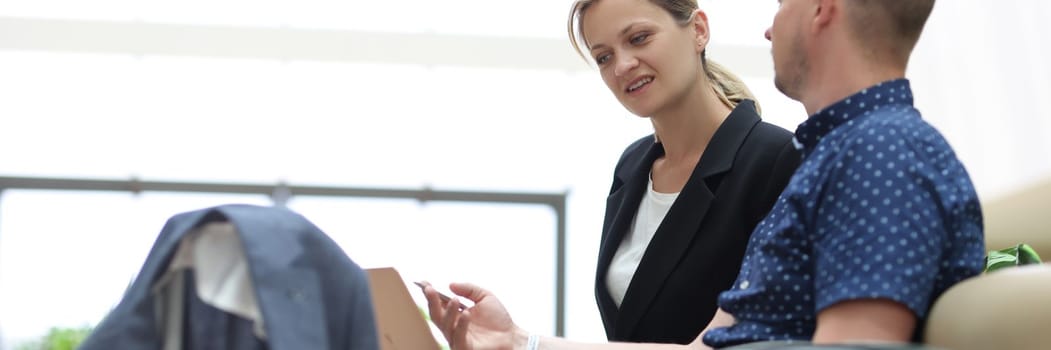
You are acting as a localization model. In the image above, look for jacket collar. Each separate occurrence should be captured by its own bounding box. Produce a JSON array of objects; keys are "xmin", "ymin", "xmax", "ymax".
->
[{"xmin": 614, "ymin": 100, "xmax": 760, "ymax": 183}]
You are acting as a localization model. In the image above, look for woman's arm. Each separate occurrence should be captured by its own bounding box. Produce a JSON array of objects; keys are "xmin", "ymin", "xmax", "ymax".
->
[
  {"xmin": 525, "ymin": 307, "xmax": 737, "ymax": 350},
  {"xmin": 423, "ymin": 282, "xmax": 721, "ymax": 350}
]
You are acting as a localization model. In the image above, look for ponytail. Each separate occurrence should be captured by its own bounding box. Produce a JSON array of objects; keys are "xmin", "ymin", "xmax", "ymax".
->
[{"xmin": 704, "ymin": 59, "xmax": 761, "ymax": 114}]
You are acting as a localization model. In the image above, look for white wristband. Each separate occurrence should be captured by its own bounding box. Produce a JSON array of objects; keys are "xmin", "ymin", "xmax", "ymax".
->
[{"xmin": 525, "ymin": 334, "xmax": 540, "ymax": 350}]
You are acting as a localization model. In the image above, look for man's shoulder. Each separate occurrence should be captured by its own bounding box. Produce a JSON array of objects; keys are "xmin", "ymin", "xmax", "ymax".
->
[{"xmin": 833, "ymin": 107, "xmax": 947, "ymax": 149}]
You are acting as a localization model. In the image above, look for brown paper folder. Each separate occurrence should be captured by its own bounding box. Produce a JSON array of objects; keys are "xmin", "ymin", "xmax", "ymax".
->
[{"xmin": 366, "ymin": 267, "xmax": 443, "ymax": 350}]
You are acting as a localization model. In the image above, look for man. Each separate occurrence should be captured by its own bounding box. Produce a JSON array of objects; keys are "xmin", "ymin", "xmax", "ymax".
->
[{"xmin": 422, "ymin": 0, "xmax": 984, "ymax": 348}]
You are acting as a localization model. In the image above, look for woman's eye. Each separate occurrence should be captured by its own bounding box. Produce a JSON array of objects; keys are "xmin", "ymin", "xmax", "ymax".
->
[
  {"xmin": 595, "ymin": 54, "xmax": 611, "ymax": 65},
  {"xmin": 630, "ymin": 33, "xmax": 649, "ymax": 45}
]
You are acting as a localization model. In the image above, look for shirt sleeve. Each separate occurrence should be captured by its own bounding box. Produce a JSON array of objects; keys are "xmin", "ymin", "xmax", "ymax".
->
[{"xmin": 810, "ymin": 126, "xmax": 947, "ymax": 319}]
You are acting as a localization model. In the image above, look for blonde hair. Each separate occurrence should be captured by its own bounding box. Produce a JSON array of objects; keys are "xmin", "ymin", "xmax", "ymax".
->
[{"xmin": 568, "ymin": 0, "xmax": 760, "ymax": 114}]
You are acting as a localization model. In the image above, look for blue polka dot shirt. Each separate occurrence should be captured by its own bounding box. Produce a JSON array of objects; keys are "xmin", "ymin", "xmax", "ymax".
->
[{"xmin": 702, "ymin": 79, "xmax": 985, "ymax": 348}]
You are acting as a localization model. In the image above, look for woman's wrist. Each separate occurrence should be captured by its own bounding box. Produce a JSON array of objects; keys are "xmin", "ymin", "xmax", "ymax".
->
[
  {"xmin": 511, "ymin": 326, "xmax": 533, "ymax": 350},
  {"xmin": 525, "ymin": 334, "xmax": 540, "ymax": 350}
]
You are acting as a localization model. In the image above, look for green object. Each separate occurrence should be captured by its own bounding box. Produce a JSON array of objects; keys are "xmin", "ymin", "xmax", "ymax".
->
[
  {"xmin": 15, "ymin": 326, "xmax": 92, "ymax": 350},
  {"xmin": 985, "ymin": 243, "xmax": 1043, "ymax": 273}
]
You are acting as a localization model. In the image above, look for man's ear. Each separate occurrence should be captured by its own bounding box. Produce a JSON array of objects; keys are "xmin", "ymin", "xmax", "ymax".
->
[
  {"xmin": 692, "ymin": 9, "xmax": 711, "ymax": 54},
  {"xmin": 812, "ymin": 0, "xmax": 837, "ymax": 33}
]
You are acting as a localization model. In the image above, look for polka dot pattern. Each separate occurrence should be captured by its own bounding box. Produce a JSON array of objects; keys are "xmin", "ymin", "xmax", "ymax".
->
[{"xmin": 703, "ymin": 79, "xmax": 985, "ymax": 348}]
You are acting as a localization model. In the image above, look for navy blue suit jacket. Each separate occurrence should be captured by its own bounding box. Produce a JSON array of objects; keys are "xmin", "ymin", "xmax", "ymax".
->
[{"xmin": 79, "ymin": 204, "xmax": 379, "ymax": 350}]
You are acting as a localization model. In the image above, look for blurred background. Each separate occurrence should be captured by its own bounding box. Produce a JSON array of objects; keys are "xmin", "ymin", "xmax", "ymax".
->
[{"xmin": 0, "ymin": 0, "xmax": 1048, "ymax": 348}]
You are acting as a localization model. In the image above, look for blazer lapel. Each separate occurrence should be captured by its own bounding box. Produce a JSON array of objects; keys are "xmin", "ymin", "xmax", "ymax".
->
[
  {"xmin": 612, "ymin": 101, "xmax": 761, "ymax": 339},
  {"xmin": 595, "ymin": 140, "xmax": 663, "ymax": 334}
]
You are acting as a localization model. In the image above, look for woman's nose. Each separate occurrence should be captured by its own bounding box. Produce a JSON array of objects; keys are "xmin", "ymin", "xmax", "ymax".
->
[{"xmin": 614, "ymin": 55, "xmax": 638, "ymax": 77}]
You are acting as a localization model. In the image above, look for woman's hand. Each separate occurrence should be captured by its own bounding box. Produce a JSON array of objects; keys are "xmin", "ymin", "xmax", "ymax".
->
[{"xmin": 421, "ymin": 282, "xmax": 527, "ymax": 350}]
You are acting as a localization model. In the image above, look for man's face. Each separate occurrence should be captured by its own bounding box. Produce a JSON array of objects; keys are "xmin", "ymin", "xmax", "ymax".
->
[{"xmin": 765, "ymin": 0, "xmax": 809, "ymax": 100}]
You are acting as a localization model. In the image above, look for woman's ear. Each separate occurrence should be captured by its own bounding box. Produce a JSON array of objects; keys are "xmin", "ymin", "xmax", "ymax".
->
[{"xmin": 692, "ymin": 9, "xmax": 711, "ymax": 53}]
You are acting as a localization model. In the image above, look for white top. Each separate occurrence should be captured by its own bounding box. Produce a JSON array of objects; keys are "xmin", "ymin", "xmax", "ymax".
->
[{"xmin": 606, "ymin": 175, "xmax": 680, "ymax": 307}]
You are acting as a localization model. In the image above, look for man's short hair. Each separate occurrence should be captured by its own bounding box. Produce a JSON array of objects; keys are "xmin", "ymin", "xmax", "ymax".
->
[{"xmin": 845, "ymin": 0, "xmax": 936, "ymax": 63}]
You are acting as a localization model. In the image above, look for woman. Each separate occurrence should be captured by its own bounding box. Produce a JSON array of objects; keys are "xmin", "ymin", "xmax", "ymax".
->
[{"xmin": 425, "ymin": 0, "xmax": 798, "ymax": 347}]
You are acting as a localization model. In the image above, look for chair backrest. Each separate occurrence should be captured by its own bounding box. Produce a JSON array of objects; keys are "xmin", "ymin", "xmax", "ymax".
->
[{"xmin": 924, "ymin": 264, "xmax": 1051, "ymax": 350}]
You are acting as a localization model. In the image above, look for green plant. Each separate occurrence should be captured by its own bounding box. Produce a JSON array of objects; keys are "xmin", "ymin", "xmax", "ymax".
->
[
  {"xmin": 985, "ymin": 243, "xmax": 1043, "ymax": 273},
  {"xmin": 15, "ymin": 326, "xmax": 92, "ymax": 350}
]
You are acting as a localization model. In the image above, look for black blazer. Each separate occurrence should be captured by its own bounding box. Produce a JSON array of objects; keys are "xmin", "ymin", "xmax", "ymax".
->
[{"xmin": 596, "ymin": 100, "xmax": 800, "ymax": 344}]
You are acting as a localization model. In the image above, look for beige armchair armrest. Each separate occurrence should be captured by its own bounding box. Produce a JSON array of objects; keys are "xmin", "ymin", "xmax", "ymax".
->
[{"xmin": 924, "ymin": 264, "xmax": 1051, "ymax": 350}]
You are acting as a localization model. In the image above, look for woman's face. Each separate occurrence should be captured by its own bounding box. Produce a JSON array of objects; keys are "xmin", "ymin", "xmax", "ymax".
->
[{"xmin": 581, "ymin": 0, "xmax": 707, "ymax": 117}]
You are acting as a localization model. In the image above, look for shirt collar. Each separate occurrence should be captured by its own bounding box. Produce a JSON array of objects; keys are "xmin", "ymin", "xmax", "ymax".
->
[{"xmin": 792, "ymin": 78, "xmax": 914, "ymax": 154}]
